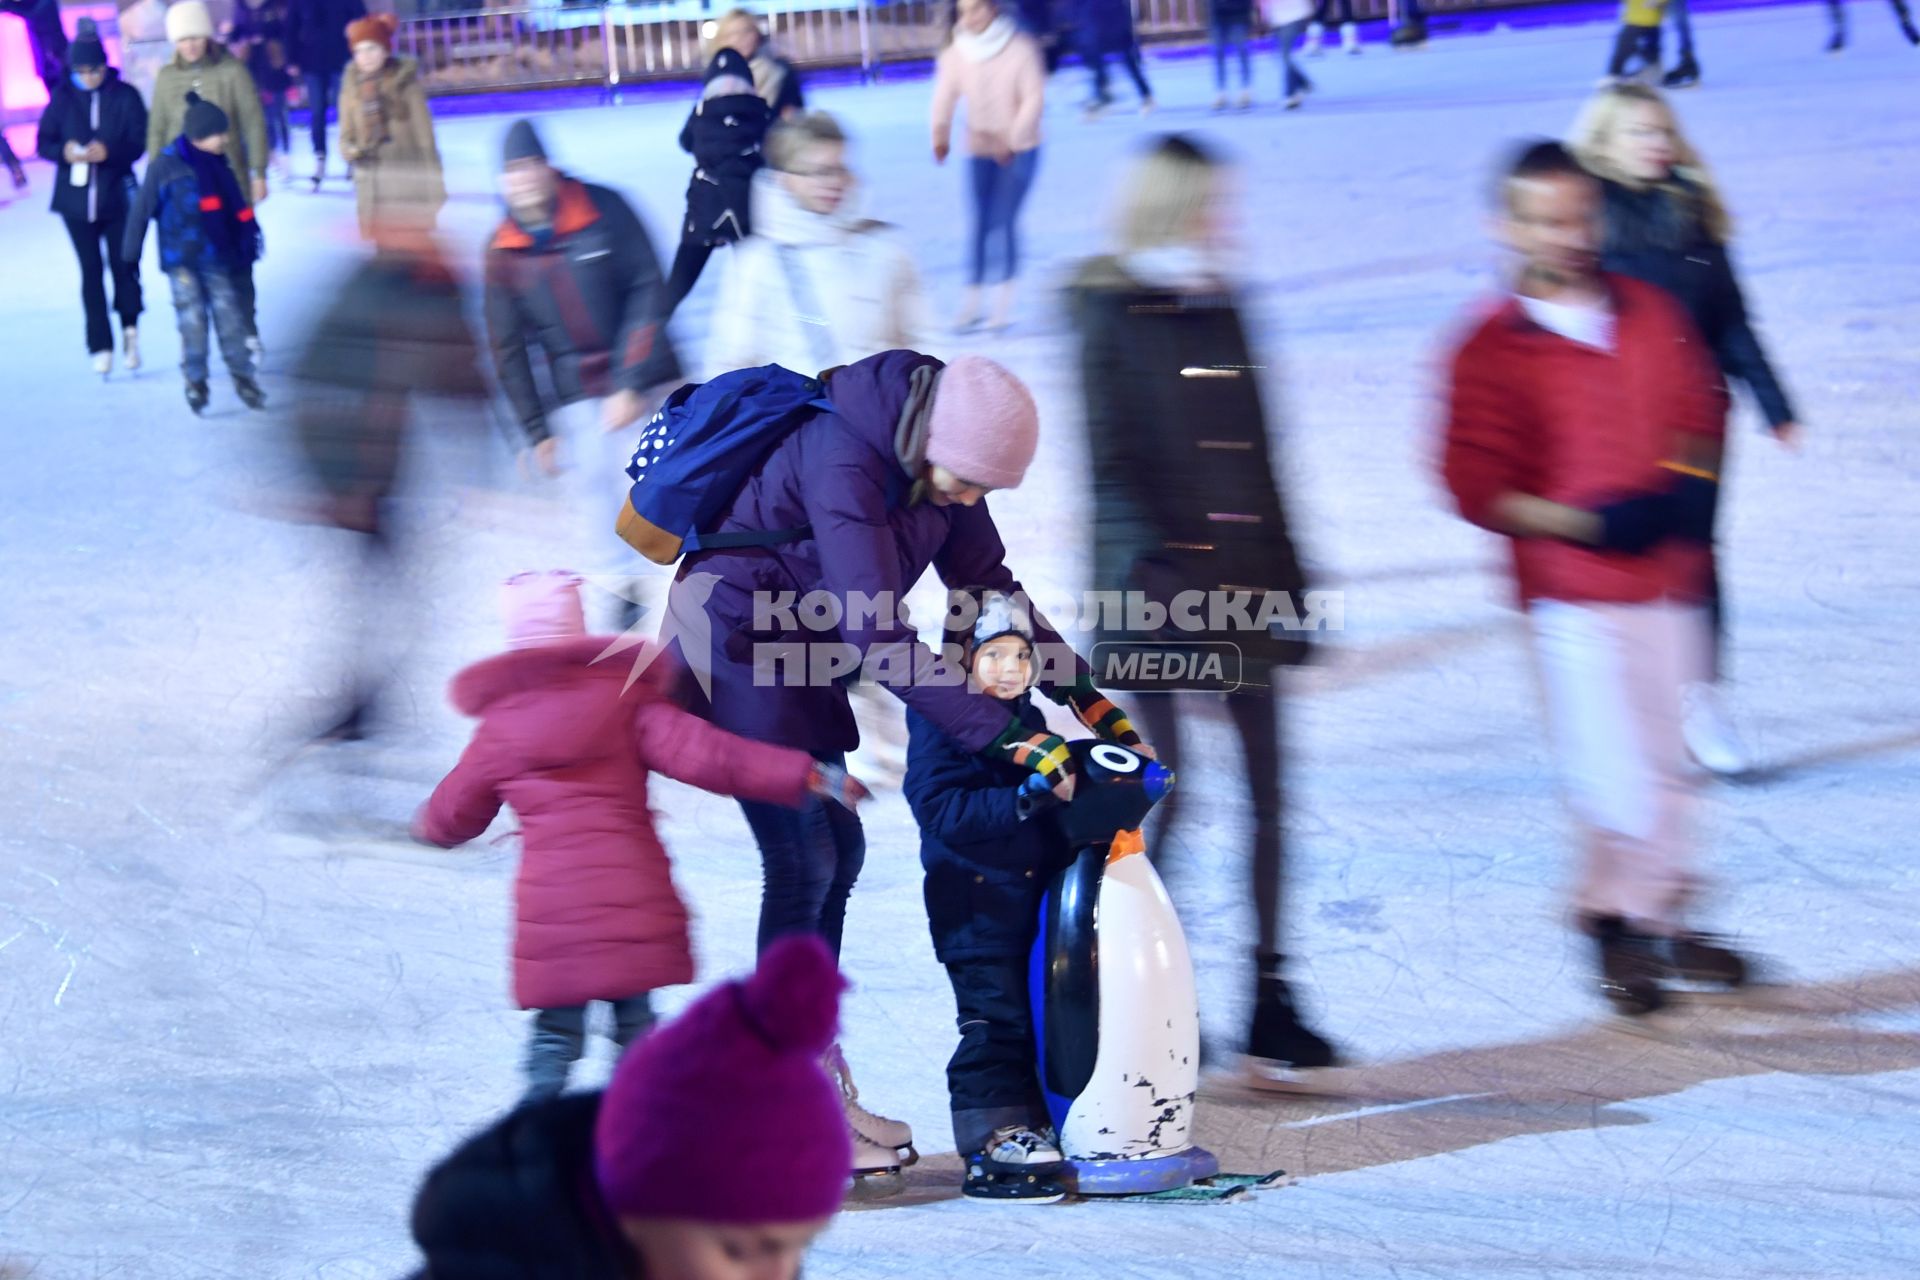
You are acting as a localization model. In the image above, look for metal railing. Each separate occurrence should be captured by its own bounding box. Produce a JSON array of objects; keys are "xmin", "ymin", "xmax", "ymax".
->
[{"xmin": 394, "ymin": 0, "xmax": 1533, "ymax": 96}]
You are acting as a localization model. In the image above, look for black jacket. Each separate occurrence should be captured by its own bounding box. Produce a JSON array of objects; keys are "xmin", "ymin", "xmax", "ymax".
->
[
  {"xmin": 1599, "ymin": 177, "xmax": 1796, "ymax": 431},
  {"xmin": 36, "ymin": 68, "xmax": 147, "ymax": 223},
  {"xmin": 1070, "ymin": 258, "xmax": 1311, "ymax": 682},
  {"xmin": 407, "ymin": 1093, "xmax": 640, "ymax": 1280},
  {"xmin": 286, "ymin": 0, "xmax": 367, "ymax": 78},
  {"xmin": 230, "ymin": 0, "xmax": 295, "ymax": 94},
  {"xmin": 905, "ymin": 696, "xmax": 1070, "ymax": 964},
  {"xmin": 677, "ymin": 91, "xmax": 770, "ymax": 247},
  {"xmin": 484, "ymin": 176, "xmax": 682, "ymax": 444}
]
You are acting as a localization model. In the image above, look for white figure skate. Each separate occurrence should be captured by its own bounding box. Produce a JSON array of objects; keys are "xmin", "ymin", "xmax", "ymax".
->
[{"xmin": 826, "ymin": 1044, "xmax": 916, "ymax": 1165}]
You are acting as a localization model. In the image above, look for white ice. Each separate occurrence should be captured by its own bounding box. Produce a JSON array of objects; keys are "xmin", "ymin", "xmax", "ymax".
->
[{"xmin": 4, "ymin": 4, "xmax": 1919, "ymax": 1276}]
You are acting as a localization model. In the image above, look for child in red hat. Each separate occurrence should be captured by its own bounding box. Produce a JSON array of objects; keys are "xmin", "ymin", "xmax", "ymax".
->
[{"xmin": 416, "ymin": 571, "xmax": 866, "ymax": 1105}]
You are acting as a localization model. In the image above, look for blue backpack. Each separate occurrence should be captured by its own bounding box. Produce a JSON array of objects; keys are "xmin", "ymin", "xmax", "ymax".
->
[{"xmin": 617, "ymin": 364, "xmax": 836, "ymax": 565}]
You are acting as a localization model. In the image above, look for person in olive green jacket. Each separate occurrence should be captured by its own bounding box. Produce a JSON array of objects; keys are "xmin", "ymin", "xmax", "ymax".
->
[{"xmin": 148, "ymin": 1, "xmax": 269, "ymax": 343}]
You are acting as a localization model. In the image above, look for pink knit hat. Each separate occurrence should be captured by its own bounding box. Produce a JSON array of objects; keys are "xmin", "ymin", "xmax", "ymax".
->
[
  {"xmin": 501, "ymin": 571, "xmax": 586, "ymax": 649},
  {"xmin": 594, "ymin": 935, "xmax": 851, "ymax": 1224},
  {"xmin": 924, "ymin": 356, "xmax": 1040, "ymax": 492}
]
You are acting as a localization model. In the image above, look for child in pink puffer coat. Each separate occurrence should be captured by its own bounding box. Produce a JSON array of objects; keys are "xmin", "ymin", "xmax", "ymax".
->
[{"xmin": 417, "ymin": 571, "xmax": 866, "ymax": 1105}]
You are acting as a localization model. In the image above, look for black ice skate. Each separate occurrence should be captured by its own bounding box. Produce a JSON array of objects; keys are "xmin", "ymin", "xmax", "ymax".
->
[
  {"xmin": 1825, "ymin": 28, "xmax": 1846, "ymax": 52},
  {"xmin": 1242, "ymin": 963, "xmax": 1340, "ymax": 1090},
  {"xmin": 1584, "ymin": 914, "xmax": 1667, "ymax": 1016},
  {"xmin": 235, "ymin": 375, "xmax": 267, "ymax": 411},
  {"xmin": 963, "ymin": 1152, "xmax": 1069, "ymax": 1203},
  {"xmin": 1661, "ymin": 57, "xmax": 1701, "ymax": 88},
  {"xmin": 1390, "ymin": 16, "xmax": 1427, "ymax": 47},
  {"xmin": 185, "ymin": 379, "xmax": 210, "ymax": 415}
]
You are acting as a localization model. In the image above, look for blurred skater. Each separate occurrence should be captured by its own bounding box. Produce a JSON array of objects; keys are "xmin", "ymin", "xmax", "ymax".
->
[
  {"xmin": 1824, "ymin": 0, "xmax": 1920, "ymax": 49},
  {"xmin": 931, "ymin": 0, "xmax": 1046, "ymax": 333},
  {"xmin": 906, "ymin": 589, "xmax": 1078, "ymax": 1202},
  {"xmin": 1303, "ymin": 0, "xmax": 1363, "ymax": 57},
  {"xmin": 1209, "ymin": 0, "xmax": 1256, "ymax": 111},
  {"xmin": 1074, "ymin": 0, "xmax": 1155, "ymax": 115},
  {"xmin": 1606, "ymin": 0, "xmax": 1667, "ymax": 81},
  {"xmin": 706, "ymin": 112, "xmax": 928, "ymax": 378},
  {"xmin": 0, "ymin": 131, "xmax": 24, "ymax": 191},
  {"xmin": 1390, "ymin": 0, "xmax": 1427, "ymax": 46},
  {"xmin": 286, "ymin": 0, "xmax": 367, "ymax": 189},
  {"xmin": 285, "ymin": 179, "xmax": 487, "ymax": 745},
  {"xmin": 123, "ymin": 93, "xmax": 263, "ymax": 415},
  {"xmin": 1263, "ymin": 0, "xmax": 1317, "ymax": 108},
  {"xmin": 147, "ymin": 1, "xmax": 268, "ymax": 349},
  {"xmin": 1438, "ymin": 140, "xmax": 1750, "ymax": 1017},
  {"xmin": 1659, "ymin": 0, "xmax": 1700, "ymax": 86},
  {"xmin": 1069, "ymin": 134, "xmax": 1338, "ymax": 1081},
  {"xmin": 710, "ymin": 6, "xmax": 807, "ymax": 121},
  {"xmin": 227, "ymin": 0, "xmax": 295, "ymax": 176},
  {"xmin": 486, "ymin": 120, "xmax": 682, "ymax": 630},
  {"xmin": 661, "ymin": 49, "xmax": 771, "ymax": 318},
  {"xmin": 415, "ymin": 571, "xmax": 866, "ymax": 1105},
  {"xmin": 1571, "ymin": 84, "xmax": 1799, "ymax": 775},
  {"xmin": 405, "ymin": 935, "xmax": 853, "ymax": 1278},
  {"xmin": 36, "ymin": 20, "xmax": 148, "ymax": 375},
  {"xmin": 339, "ymin": 13, "xmax": 444, "ymax": 241},
  {"xmin": 0, "ymin": 0, "xmax": 69, "ymax": 92}
]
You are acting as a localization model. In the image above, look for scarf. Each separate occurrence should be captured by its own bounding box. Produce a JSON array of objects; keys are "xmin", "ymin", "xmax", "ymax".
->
[
  {"xmin": 172, "ymin": 136, "xmax": 256, "ymax": 267},
  {"xmin": 357, "ymin": 66, "xmax": 390, "ymax": 151},
  {"xmin": 955, "ymin": 14, "xmax": 1017, "ymax": 62},
  {"xmin": 892, "ymin": 361, "xmax": 942, "ymax": 482}
]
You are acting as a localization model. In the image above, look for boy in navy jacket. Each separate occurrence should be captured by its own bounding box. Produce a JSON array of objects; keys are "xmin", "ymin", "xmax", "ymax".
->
[{"xmin": 904, "ymin": 588, "xmax": 1074, "ymax": 1202}]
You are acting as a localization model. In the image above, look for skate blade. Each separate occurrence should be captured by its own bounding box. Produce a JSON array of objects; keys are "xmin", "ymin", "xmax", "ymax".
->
[
  {"xmin": 896, "ymin": 1145, "xmax": 920, "ymax": 1168},
  {"xmin": 1235, "ymin": 1058, "xmax": 1347, "ymax": 1094}
]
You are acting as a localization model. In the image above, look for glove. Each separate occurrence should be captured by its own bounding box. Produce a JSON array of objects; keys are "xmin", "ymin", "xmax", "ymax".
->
[
  {"xmin": 808, "ymin": 762, "xmax": 871, "ymax": 811},
  {"xmin": 1056, "ymin": 676, "xmax": 1148, "ymax": 754},
  {"xmin": 1015, "ymin": 770, "xmax": 1062, "ymax": 820},
  {"xmin": 1590, "ymin": 491, "xmax": 1677, "ymax": 554},
  {"xmin": 1661, "ymin": 463, "xmax": 1718, "ymax": 544}
]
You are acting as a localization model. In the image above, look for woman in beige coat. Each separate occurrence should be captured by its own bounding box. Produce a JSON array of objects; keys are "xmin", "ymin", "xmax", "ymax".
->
[{"xmin": 339, "ymin": 14, "xmax": 444, "ymax": 238}]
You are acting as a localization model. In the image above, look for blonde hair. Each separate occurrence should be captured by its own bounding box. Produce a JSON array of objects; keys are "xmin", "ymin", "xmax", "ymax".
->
[
  {"xmin": 766, "ymin": 110, "xmax": 847, "ymax": 173},
  {"xmin": 707, "ymin": 7, "xmax": 761, "ymax": 59},
  {"xmin": 1116, "ymin": 134, "xmax": 1222, "ymax": 254},
  {"xmin": 1569, "ymin": 82, "xmax": 1732, "ymax": 244}
]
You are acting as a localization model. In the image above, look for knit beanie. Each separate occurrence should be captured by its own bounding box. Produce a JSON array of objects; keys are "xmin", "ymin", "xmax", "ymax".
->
[
  {"xmin": 165, "ymin": 0, "xmax": 214, "ymax": 43},
  {"xmin": 501, "ymin": 570, "xmax": 585, "ymax": 649},
  {"xmin": 68, "ymin": 18, "xmax": 107, "ymax": 70},
  {"xmin": 923, "ymin": 356, "xmax": 1040, "ymax": 491},
  {"xmin": 595, "ymin": 935, "xmax": 851, "ymax": 1225},
  {"xmin": 183, "ymin": 92, "xmax": 229, "ymax": 141},
  {"xmin": 346, "ymin": 12, "xmax": 399, "ymax": 50},
  {"xmin": 500, "ymin": 118, "xmax": 547, "ymax": 167}
]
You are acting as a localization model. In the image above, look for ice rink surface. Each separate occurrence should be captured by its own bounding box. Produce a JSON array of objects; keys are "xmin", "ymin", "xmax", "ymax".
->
[{"xmin": 4, "ymin": 3, "xmax": 1919, "ymax": 1275}]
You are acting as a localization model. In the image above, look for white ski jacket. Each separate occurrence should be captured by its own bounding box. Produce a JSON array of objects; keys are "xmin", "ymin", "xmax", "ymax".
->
[{"xmin": 704, "ymin": 170, "xmax": 930, "ymax": 380}]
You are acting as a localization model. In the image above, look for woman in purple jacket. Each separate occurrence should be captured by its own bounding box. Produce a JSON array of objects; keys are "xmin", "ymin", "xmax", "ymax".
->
[{"xmin": 656, "ymin": 348, "xmax": 1150, "ymax": 1170}]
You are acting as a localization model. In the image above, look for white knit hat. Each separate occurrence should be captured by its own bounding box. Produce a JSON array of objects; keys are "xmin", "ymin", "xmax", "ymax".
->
[{"xmin": 165, "ymin": 1, "xmax": 214, "ymax": 43}]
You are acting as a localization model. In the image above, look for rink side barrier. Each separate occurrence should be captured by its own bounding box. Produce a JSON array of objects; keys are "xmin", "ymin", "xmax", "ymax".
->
[{"xmin": 388, "ymin": 0, "xmax": 1568, "ymax": 96}]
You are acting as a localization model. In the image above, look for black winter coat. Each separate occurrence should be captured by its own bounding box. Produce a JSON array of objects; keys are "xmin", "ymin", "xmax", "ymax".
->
[
  {"xmin": 906, "ymin": 696, "xmax": 1070, "ymax": 964},
  {"xmin": 35, "ymin": 69, "xmax": 147, "ymax": 223},
  {"xmin": 1598, "ymin": 177, "xmax": 1796, "ymax": 431},
  {"xmin": 484, "ymin": 176, "xmax": 682, "ymax": 444},
  {"xmin": 1070, "ymin": 258, "xmax": 1311, "ymax": 685},
  {"xmin": 229, "ymin": 0, "xmax": 294, "ymax": 94},
  {"xmin": 1073, "ymin": 0, "xmax": 1139, "ymax": 54},
  {"xmin": 286, "ymin": 0, "xmax": 367, "ymax": 78},
  {"xmin": 677, "ymin": 91, "xmax": 770, "ymax": 247},
  {"xmin": 406, "ymin": 1093, "xmax": 641, "ymax": 1280}
]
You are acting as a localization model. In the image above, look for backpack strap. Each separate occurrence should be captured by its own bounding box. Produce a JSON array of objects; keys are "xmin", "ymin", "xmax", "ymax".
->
[{"xmin": 689, "ymin": 523, "xmax": 814, "ymax": 551}]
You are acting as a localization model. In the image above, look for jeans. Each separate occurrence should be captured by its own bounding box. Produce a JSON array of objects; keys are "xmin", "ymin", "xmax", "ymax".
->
[
  {"xmin": 1134, "ymin": 687, "xmax": 1287, "ymax": 957},
  {"xmin": 64, "ymin": 212, "xmax": 142, "ymax": 354},
  {"xmin": 168, "ymin": 265, "xmax": 254, "ymax": 383},
  {"xmin": 945, "ymin": 958, "xmax": 1050, "ymax": 1154},
  {"xmin": 966, "ymin": 149, "xmax": 1040, "ymax": 287},
  {"xmin": 1211, "ymin": 19, "xmax": 1252, "ymax": 89},
  {"xmin": 1087, "ymin": 43, "xmax": 1154, "ymax": 105},
  {"xmin": 304, "ymin": 69, "xmax": 341, "ymax": 159},
  {"xmin": 262, "ymin": 88, "xmax": 291, "ymax": 156},
  {"xmin": 739, "ymin": 750, "xmax": 866, "ymax": 957},
  {"xmin": 1608, "ymin": 23, "xmax": 1662, "ymax": 76},
  {"xmin": 1276, "ymin": 19, "xmax": 1314, "ymax": 96},
  {"xmin": 523, "ymin": 995, "xmax": 657, "ymax": 1102}
]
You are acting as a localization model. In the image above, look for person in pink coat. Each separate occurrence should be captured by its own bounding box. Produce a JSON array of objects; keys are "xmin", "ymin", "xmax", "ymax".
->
[{"xmin": 417, "ymin": 570, "xmax": 868, "ymax": 1105}]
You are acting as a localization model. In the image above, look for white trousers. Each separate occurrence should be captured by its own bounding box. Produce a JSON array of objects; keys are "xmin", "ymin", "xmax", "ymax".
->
[{"xmin": 1528, "ymin": 599, "xmax": 1710, "ymax": 931}]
